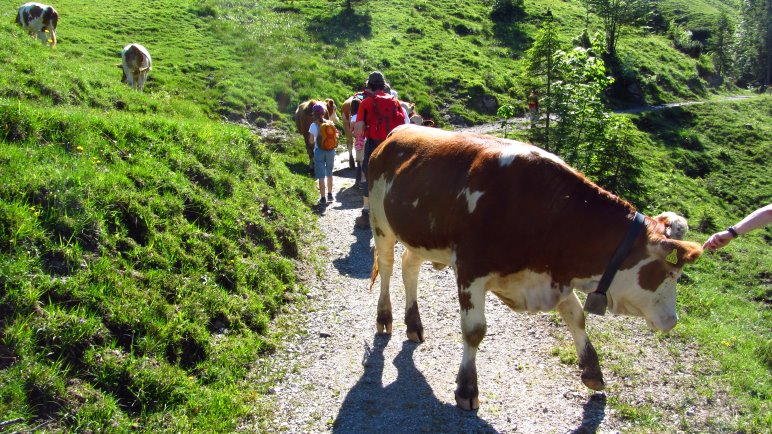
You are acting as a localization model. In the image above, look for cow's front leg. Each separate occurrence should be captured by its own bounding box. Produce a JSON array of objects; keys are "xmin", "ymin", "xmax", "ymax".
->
[
  {"xmin": 556, "ymin": 292, "xmax": 605, "ymax": 390},
  {"xmin": 455, "ymin": 281, "xmax": 487, "ymax": 410},
  {"xmin": 374, "ymin": 235, "xmax": 396, "ymax": 335},
  {"xmin": 307, "ymin": 142, "xmax": 315, "ymax": 174},
  {"xmin": 401, "ymin": 249, "xmax": 424, "ymax": 342}
]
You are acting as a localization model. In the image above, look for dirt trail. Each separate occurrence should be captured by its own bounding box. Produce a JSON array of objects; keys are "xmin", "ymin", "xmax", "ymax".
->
[{"xmin": 252, "ymin": 147, "xmax": 736, "ymax": 433}]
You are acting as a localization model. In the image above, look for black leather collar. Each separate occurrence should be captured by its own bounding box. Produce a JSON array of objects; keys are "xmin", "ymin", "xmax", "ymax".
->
[{"xmin": 584, "ymin": 212, "xmax": 646, "ymax": 315}]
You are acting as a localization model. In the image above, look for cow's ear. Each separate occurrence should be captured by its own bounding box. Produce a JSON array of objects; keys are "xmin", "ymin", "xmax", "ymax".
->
[
  {"xmin": 655, "ymin": 239, "xmax": 703, "ymax": 266},
  {"xmin": 653, "ymin": 211, "xmax": 689, "ymax": 240}
]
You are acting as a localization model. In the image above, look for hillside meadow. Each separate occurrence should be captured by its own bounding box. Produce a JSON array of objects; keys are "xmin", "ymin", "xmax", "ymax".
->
[{"xmin": 1, "ymin": 0, "xmax": 770, "ymax": 431}]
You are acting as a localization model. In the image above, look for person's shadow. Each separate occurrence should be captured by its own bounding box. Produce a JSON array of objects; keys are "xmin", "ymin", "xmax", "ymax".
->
[{"xmin": 333, "ymin": 335, "xmax": 499, "ymax": 433}]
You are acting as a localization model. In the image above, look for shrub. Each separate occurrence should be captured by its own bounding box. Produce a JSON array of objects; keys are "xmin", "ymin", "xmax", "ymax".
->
[{"xmin": 490, "ymin": 0, "xmax": 525, "ymax": 22}]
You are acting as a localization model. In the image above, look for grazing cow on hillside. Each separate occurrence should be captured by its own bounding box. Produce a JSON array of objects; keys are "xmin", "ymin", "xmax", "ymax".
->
[
  {"xmin": 295, "ymin": 98, "xmax": 337, "ymax": 173},
  {"xmin": 15, "ymin": 2, "xmax": 58, "ymax": 47},
  {"xmin": 367, "ymin": 125, "xmax": 703, "ymax": 410},
  {"xmin": 118, "ymin": 44, "xmax": 152, "ymax": 92}
]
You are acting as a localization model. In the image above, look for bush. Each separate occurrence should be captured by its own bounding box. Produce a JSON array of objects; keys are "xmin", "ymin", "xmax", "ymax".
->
[{"xmin": 490, "ymin": 0, "xmax": 524, "ymax": 22}]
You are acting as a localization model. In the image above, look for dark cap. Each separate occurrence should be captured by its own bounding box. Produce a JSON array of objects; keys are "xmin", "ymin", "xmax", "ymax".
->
[{"xmin": 367, "ymin": 71, "xmax": 386, "ymax": 89}]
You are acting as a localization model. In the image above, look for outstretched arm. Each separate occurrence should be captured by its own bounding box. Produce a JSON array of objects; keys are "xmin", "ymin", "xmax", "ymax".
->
[{"xmin": 703, "ymin": 204, "xmax": 772, "ymax": 251}]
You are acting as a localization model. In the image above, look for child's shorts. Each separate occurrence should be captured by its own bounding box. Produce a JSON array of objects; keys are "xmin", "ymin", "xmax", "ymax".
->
[{"xmin": 314, "ymin": 147, "xmax": 335, "ymax": 179}]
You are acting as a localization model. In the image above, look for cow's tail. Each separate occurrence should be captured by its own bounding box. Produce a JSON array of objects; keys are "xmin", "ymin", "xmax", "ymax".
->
[{"xmin": 369, "ymin": 247, "xmax": 379, "ymax": 291}]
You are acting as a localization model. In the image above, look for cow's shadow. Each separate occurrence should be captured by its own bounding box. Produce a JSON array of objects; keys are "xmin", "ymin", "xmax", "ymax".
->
[
  {"xmin": 333, "ymin": 335, "xmax": 499, "ymax": 433},
  {"xmin": 570, "ymin": 393, "xmax": 607, "ymax": 434}
]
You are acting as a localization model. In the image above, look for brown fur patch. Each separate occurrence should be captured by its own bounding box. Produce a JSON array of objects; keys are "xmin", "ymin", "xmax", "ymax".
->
[
  {"xmin": 458, "ymin": 290, "xmax": 474, "ymax": 312},
  {"xmin": 369, "ymin": 126, "xmax": 642, "ymax": 291},
  {"xmin": 463, "ymin": 322, "xmax": 486, "ymax": 347},
  {"xmin": 638, "ymin": 260, "xmax": 669, "ymax": 292}
]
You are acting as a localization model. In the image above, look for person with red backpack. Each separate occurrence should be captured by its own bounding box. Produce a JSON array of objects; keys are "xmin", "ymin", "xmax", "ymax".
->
[{"xmin": 353, "ymin": 71, "xmax": 407, "ymax": 229}]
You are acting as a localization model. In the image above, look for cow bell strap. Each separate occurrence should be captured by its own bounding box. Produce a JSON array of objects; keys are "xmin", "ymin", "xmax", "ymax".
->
[{"xmin": 584, "ymin": 212, "xmax": 646, "ymax": 315}]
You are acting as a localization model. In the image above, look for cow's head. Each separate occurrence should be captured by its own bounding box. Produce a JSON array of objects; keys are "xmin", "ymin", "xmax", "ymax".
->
[
  {"xmin": 43, "ymin": 7, "xmax": 57, "ymax": 46},
  {"xmin": 116, "ymin": 63, "xmax": 128, "ymax": 83},
  {"xmin": 324, "ymin": 98, "xmax": 337, "ymax": 123},
  {"xmin": 606, "ymin": 233, "xmax": 702, "ymax": 332},
  {"xmin": 653, "ymin": 211, "xmax": 689, "ymax": 240}
]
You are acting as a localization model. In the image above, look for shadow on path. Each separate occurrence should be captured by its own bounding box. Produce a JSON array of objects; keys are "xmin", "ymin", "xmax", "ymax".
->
[
  {"xmin": 333, "ymin": 335, "xmax": 499, "ymax": 433},
  {"xmin": 331, "ymin": 222, "xmax": 372, "ymax": 279},
  {"xmin": 570, "ymin": 393, "xmax": 607, "ymax": 434}
]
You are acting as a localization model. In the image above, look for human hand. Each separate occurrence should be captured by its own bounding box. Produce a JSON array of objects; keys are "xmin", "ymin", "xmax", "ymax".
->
[{"xmin": 702, "ymin": 230, "xmax": 733, "ymax": 251}]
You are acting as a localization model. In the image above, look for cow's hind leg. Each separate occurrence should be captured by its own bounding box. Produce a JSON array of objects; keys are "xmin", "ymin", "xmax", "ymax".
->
[
  {"xmin": 455, "ymin": 280, "xmax": 487, "ymax": 410},
  {"xmin": 374, "ymin": 233, "xmax": 397, "ymax": 335},
  {"xmin": 401, "ymin": 248, "xmax": 424, "ymax": 342},
  {"xmin": 556, "ymin": 293, "xmax": 605, "ymax": 390}
]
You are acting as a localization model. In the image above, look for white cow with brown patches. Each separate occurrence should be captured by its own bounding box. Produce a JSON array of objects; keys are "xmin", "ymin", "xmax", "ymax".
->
[
  {"xmin": 15, "ymin": 2, "xmax": 58, "ymax": 47},
  {"xmin": 367, "ymin": 124, "xmax": 703, "ymax": 410},
  {"xmin": 118, "ymin": 44, "xmax": 152, "ymax": 92}
]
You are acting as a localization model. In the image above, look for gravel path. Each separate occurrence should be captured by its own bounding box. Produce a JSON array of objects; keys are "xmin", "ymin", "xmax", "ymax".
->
[{"xmin": 252, "ymin": 146, "xmax": 737, "ymax": 433}]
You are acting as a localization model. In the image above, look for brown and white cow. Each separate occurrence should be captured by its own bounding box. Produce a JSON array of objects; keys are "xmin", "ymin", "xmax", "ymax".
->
[
  {"xmin": 117, "ymin": 44, "xmax": 152, "ymax": 92},
  {"xmin": 341, "ymin": 94, "xmax": 358, "ymax": 169},
  {"xmin": 15, "ymin": 2, "xmax": 58, "ymax": 47},
  {"xmin": 367, "ymin": 124, "xmax": 703, "ymax": 410},
  {"xmin": 294, "ymin": 98, "xmax": 337, "ymax": 173}
]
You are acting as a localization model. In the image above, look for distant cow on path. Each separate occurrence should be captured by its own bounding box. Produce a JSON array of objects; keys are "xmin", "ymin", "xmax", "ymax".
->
[
  {"xmin": 15, "ymin": 2, "xmax": 58, "ymax": 47},
  {"xmin": 118, "ymin": 44, "xmax": 152, "ymax": 92},
  {"xmin": 367, "ymin": 124, "xmax": 703, "ymax": 410}
]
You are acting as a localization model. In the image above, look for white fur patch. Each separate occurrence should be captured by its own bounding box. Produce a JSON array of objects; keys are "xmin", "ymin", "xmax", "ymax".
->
[
  {"xmin": 489, "ymin": 270, "xmax": 564, "ymax": 312},
  {"xmin": 498, "ymin": 142, "xmax": 567, "ymax": 167},
  {"xmin": 458, "ymin": 188, "xmax": 485, "ymax": 213}
]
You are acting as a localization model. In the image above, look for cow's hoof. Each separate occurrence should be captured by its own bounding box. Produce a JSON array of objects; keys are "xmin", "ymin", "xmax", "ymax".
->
[
  {"xmin": 454, "ymin": 394, "xmax": 480, "ymax": 411},
  {"xmin": 581, "ymin": 374, "xmax": 605, "ymax": 391},
  {"xmin": 406, "ymin": 330, "xmax": 423, "ymax": 343},
  {"xmin": 377, "ymin": 322, "xmax": 393, "ymax": 335}
]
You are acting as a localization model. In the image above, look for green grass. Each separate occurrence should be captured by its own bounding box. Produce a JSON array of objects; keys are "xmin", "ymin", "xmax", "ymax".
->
[
  {"xmin": 0, "ymin": 102, "xmax": 316, "ymax": 431},
  {"xmin": 1, "ymin": 0, "xmax": 768, "ymax": 431}
]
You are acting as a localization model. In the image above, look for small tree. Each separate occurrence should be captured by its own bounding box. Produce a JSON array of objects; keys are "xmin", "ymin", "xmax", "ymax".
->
[
  {"xmin": 524, "ymin": 10, "xmax": 562, "ymax": 148},
  {"xmin": 711, "ymin": 12, "xmax": 734, "ymax": 78},
  {"xmin": 549, "ymin": 34, "xmax": 613, "ymax": 163},
  {"xmin": 496, "ymin": 104, "xmax": 516, "ymax": 137},
  {"xmin": 581, "ymin": 0, "xmax": 651, "ymax": 58},
  {"xmin": 734, "ymin": 0, "xmax": 771, "ymax": 86}
]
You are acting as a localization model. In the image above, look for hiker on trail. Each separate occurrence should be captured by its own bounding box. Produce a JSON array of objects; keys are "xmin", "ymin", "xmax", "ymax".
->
[
  {"xmin": 349, "ymin": 98, "xmax": 366, "ymax": 188},
  {"xmin": 390, "ymin": 89, "xmax": 412, "ymax": 125},
  {"xmin": 353, "ymin": 71, "xmax": 407, "ymax": 229},
  {"xmin": 527, "ymin": 90, "xmax": 539, "ymax": 124},
  {"xmin": 703, "ymin": 204, "xmax": 772, "ymax": 251},
  {"xmin": 309, "ymin": 103, "xmax": 336, "ymax": 205}
]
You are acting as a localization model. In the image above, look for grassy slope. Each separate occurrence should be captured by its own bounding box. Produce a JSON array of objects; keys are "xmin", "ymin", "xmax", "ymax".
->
[
  {"xmin": 629, "ymin": 96, "xmax": 771, "ymax": 430},
  {"xmin": 0, "ymin": 0, "xmax": 769, "ymax": 431},
  {"xmin": 1, "ymin": 0, "xmax": 316, "ymax": 431}
]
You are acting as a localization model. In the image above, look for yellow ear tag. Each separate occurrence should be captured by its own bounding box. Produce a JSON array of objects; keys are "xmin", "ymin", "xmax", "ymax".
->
[{"xmin": 665, "ymin": 249, "xmax": 678, "ymax": 265}]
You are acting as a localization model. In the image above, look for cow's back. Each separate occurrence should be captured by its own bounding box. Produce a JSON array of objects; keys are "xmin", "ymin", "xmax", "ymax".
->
[
  {"xmin": 122, "ymin": 44, "xmax": 151, "ymax": 70},
  {"xmin": 368, "ymin": 124, "xmax": 634, "ymax": 286}
]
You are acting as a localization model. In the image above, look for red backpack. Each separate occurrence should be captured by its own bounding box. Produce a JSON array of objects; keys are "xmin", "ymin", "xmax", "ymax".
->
[{"xmin": 367, "ymin": 93, "xmax": 406, "ymax": 140}]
